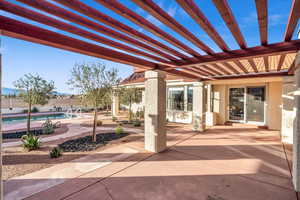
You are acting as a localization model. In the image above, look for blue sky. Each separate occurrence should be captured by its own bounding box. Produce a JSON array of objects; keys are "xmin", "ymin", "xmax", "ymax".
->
[{"xmin": 1, "ymin": 0, "xmax": 299, "ymax": 93}]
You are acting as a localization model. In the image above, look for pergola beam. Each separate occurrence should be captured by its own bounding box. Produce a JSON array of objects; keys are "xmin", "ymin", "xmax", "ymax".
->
[
  {"xmin": 263, "ymin": 56, "xmax": 269, "ymax": 72},
  {"xmin": 211, "ymin": 63, "xmax": 231, "ymax": 75},
  {"xmin": 284, "ymin": 0, "xmax": 300, "ymax": 41},
  {"xmin": 0, "ymin": 1, "xmax": 171, "ymax": 64},
  {"xmin": 176, "ymin": 0, "xmax": 229, "ymax": 52},
  {"xmin": 255, "ymin": 0, "xmax": 268, "ymax": 45},
  {"xmin": 131, "ymin": 0, "xmax": 215, "ymax": 55},
  {"xmin": 176, "ymin": 40, "xmax": 300, "ymax": 67},
  {"xmin": 95, "ymin": 0, "xmax": 202, "ymax": 58},
  {"xmin": 277, "ymin": 54, "xmax": 286, "ymax": 71},
  {"xmin": 16, "ymin": 0, "xmax": 179, "ymax": 63},
  {"xmin": 51, "ymin": 0, "xmax": 188, "ymax": 61},
  {"xmin": 0, "ymin": 16, "xmax": 203, "ymax": 80},
  {"xmin": 248, "ymin": 59, "xmax": 259, "ymax": 73},
  {"xmin": 212, "ymin": 0, "xmax": 247, "ymax": 49},
  {"xmin": 222, "ymin": 62, "xmax": 240, "ymax": 74},
  {"xmin": 233, "ymin": 60, "xmax": 249, "ymax": 74},
  {"xmin": 190, "ymin": 67, "xmax": 215, "ymax": 77},
  {"xmin": 0, "ymin": 16, "xmax": 156, "ymax": 69}
]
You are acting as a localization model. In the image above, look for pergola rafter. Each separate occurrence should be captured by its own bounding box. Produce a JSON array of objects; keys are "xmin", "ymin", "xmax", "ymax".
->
[
  {"xmin": 255, "ymin": 0, "xmax": 268, "ymax": 45},
  {"xmin": 0, "ymin": 1, "xmax": 171, "ymax": 64},
  {"xmin": 0, "ymin": 0, "xmax": 299, "ymax": 80},
  {"xmin": 284, "ymin": 0, "xmax": 300, "ymax": 41},
  {"xmin": 94, "ymin": 0, "xmax": 202, "ymax": 59},
  {"xmin": 212, "ymin": 0, "xmax": 247, "ymax": 49},
  {"xmin": 131, "ymin": 0, "xmax": 215, "ymax": 55},
  {"xmin": 15, "ymin": 0, "xmax": 178, "ymax": 63},
  {"xmin": 175, "ymin": 0, "xmax": 230, "ymax": 52}
]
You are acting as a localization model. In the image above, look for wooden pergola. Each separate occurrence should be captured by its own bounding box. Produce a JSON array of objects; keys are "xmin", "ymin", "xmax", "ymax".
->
[{"xmin": 0, "ymin": 0, "xmax": 299, "ymax": 80}]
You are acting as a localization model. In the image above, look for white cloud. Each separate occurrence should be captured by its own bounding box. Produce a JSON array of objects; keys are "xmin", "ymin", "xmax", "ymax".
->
[{"xmin": 146, "ymin": 15, "xmax": 162, "ymax": 27}]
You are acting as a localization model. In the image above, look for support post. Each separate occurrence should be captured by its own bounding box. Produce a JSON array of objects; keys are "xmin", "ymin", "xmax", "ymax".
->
[
  {"xmin": 281, "ymin": 76, "xmax": 295, "ymax": 144},
  {"xmin": 144, "ymin": 70, "xmax": 166, "ymax": 152},
  {"xmin": 112, "ymin": 92, "xmax": 119, "ymax": 117},
  {"xmin": 205, "ymin": 84, "xmax": 216, "ymax": 126},
  {"xmin": 193, "ymin": 82, "xmax": 206, "ymax": 131},
  {"xmin": 293, "ymin": 50, "xmax": 300, "ymax": 191}
]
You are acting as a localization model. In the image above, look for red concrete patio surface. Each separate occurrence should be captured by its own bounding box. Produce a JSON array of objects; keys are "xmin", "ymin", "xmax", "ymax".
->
[{"xmin": 16, "ymin": 125, "xmax": 297, "ymax": 200}]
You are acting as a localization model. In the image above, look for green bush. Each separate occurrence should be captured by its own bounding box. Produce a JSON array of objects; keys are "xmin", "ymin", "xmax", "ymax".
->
[
  {"xmin": 31, "ymin": 107, "xmax": 39, "ymax": 113},
  {"xmin": 50, "ymin": 147, "xmax": 62, "ymax": 158},
  {"xmin": 133, "ymin": 120, "xmax": 141, "ymax": 127},
  {"xmin": 112, "ymin": 116, "xmax": 117, "ymax": 122},
  {"xmin": 21, "ymin": 134, "xmax": 40, "ymax": 151},
  {"xmin": 115, "ymin": 125, "xmax": 124, "ymax": 134},
  {"xmin": 42, "ymin": 119, "xmax": 55, "ymax": 134}
]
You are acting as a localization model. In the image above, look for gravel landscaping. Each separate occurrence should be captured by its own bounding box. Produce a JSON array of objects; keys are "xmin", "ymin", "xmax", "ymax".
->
[{"xmin": 59, "ymin": 132, "xmax": 129, "ymax": 152}]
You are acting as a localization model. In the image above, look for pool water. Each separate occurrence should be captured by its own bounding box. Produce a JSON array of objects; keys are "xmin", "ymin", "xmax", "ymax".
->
[{"xmin": 2, "ymin": 113, "xmax": 77, "ymax": 124}]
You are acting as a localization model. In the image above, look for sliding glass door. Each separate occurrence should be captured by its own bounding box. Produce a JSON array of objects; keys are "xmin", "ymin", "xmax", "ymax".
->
[{"xmin": 228, "ymin": 86, "xmax": 266, "ymax": 124}]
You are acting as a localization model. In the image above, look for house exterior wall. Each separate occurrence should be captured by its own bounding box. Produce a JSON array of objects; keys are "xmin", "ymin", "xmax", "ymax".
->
[
  {"xmin": 209, "ymin": 77, "xmax": 283, "ymax": 130},
  {"xmin": 267, "ymin": 81, "xmax": 282, "ymax": 130}
]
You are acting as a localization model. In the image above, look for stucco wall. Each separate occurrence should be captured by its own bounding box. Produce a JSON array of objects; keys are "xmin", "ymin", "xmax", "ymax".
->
[
  {"xmin": 211, "ymin": 79, "xmax": 283, "ymax": 130},
  {"xmin": 267, "ymin": 82, "xmax": 282, "ymax": 130},
  {"xmin": 212, "ymin": 85, "xmax": 227, "ymax": 124}
]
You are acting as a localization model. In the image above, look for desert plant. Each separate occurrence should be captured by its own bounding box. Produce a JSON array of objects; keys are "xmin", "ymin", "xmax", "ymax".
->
[
  {"xmin": 31, "ymin": 107, "xmax": 39, "ymax": 113},
  {"xmin": 50, "ymin": 147, "xmax": 62, "ymax": 158},
  {"xmin": 14, "ymin": 74, "xmax": 55, "ymax": 134},
  {"xmin": 115, "ymin": 125, "xmax": 124, "ymax": 134},
  {"xmin": 112, "ymin": 116, "xmax": 117, "ymax": 122},
  {"xmin": 119, "ymin": 87, "xmax": 143, "ymax": 122},
  {"xmin": 67, "ymin": 63, "xmax": 120, "ymax": 142},
  {"xmin": 133, "ymin": 120, "xmax": 141, "ymax": 127},
  {"xmin": 21, "ymin": 134, "xmax": 40, "ymax": 151},
  {"xmin": 42, "ymin": 119, "xmax": 55, "ymax": 134},
  {"xmin": 96, "ymin": 120, "xmax": 103, "ymax": 126}
]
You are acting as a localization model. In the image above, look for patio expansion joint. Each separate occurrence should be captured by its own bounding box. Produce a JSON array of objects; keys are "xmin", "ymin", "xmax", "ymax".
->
[
  {"xmin": 60, "ymin": 131, "xmax": 200, "ymax": 199},
  {"xmin": 60, "ymin": 151, "xmax": 157, "ymax": 200}
]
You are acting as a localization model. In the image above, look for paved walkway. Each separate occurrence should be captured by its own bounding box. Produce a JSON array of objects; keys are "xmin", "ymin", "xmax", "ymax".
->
[{"xmin": 4, "ymin": 125, "xmax": 297, "ymax": 200}]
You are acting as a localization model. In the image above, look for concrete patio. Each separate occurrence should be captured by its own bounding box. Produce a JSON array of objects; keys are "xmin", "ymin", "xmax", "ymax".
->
[{"xmin": 4, "ymin": 124, "xmax": 296, "ymax": 200}]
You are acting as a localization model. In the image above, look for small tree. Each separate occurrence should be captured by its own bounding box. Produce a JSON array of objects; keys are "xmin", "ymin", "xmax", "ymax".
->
[
  {"xmin": 120, "ymin": 87, "xmax": 143, "ymax": 122},
  {"xmin": 14, "ymin": 74, "xmax": 55, "ymax": 133},
  {"xmin": 67, "ymin": 62, "xmax": 120, "ymax": 142}
]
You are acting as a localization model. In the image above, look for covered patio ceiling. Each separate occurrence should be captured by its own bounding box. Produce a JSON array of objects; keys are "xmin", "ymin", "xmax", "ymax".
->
[{"xmin": 0, "ymin": 0, "xmax": 299, "ymax": 80}]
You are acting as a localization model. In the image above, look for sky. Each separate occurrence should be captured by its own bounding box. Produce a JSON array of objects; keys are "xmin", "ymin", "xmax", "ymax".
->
[{"xmin": 1, "ymin": 0, "xmax": 299, "ymax": 93}]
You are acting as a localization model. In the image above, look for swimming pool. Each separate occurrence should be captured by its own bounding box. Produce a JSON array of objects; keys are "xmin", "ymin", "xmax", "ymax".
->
[{"xmin": 2, "ymin": 113, "xmax": 77, "ymax": 125}]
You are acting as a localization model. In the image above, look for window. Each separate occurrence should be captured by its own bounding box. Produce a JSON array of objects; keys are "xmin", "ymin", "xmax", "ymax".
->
[
  {"xmin": 167, "ymin": 86, "xmax": 193, "ymax": 111},
  {"xmin": 168, "ymin": 87, "xmax": 184, "ymax": 111}
]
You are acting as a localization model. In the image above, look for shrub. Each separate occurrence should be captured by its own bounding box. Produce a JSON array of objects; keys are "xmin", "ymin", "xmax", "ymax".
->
[
  {"xmin": 133, "ymin": 120, "xmax": 141, "ymax": 127},
  {"xmin": 115, "ymin": 125, "xmax": 124, "ymax": 134},
  {"xmin": 21, "ymin": 134, "xmax": 40, "ymax": 151},
  {"xmin": 31, "ymin": 107, "xmax": 39, "ymax": 113},
  {"xmin": 112, "ymin": 116, "xmax": 117, "ymax": 122},
  {"xmin": 96, "ymin": 120, "xmax": 103, "ymax": 126},
  {"xmin": 50, "ymin": 147, "xmax": 62, "ymax": 158},
  {"xmin": 42, "ymin": 119, "xmax": 55, "ymax": 134}
]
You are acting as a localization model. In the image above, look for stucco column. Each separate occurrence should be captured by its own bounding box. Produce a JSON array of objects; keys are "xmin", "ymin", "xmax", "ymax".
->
[
  {"xmin": 112, "ymin": 92, "xmax": 119, "ymax": 117},
  {"xmin": 205, "ymin": 84, "xmax": 216, "ymax": 126},
  {"xmin": 293, "ymin": 50, "xmax": 300, "ymax": 191},
  {"xmin": 144, "ymin": 70, "xmax": 166, "ymax": 152},
  {"xmin": 281, "ymin": 76, "xmax": 295, "ymax": 144},
  {"xmin": 193, "ymin": 82, "xmax": 206, "ymax": 131}
]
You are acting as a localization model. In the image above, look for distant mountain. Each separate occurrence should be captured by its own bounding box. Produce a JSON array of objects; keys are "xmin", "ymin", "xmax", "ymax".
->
[
  {"xmin": 2, "ymin": 87, "xmax": 23, "ymax": 96},
  {"xmin": 2, "ymin": 88, "xmax": 70, "ymax": 96}
]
